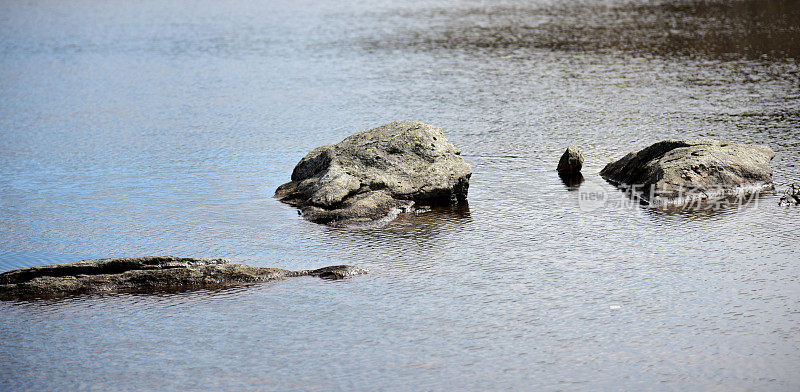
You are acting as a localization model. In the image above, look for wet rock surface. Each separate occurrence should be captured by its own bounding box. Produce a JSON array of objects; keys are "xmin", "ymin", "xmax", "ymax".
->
[
  {"xmin": 0, "ymin": 256, "xmax": 367, "ymax": 300},
  {"xmin": 600, "ymin": 139, "xmax": 775, "ymax": 205},
  {"xmin": 275, "ymin": 121, "xmax": 471, "ymax": 226},
  {"xmin": 779, "ymin": 183, "xmax": 800, "ymax": 206},
  {"xmin": 557, "ymin": 145, "xmax": 584, "ymax": 175}
]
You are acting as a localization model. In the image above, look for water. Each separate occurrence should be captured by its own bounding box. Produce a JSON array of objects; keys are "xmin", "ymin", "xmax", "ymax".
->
[{"xmin": 1, "ymin": 0, "xmax": 799, "ymax": 390}]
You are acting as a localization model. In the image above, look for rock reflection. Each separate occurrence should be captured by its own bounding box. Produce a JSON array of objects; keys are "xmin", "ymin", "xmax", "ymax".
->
[
  {"xmin": 559, "ymin": 172, "xmax": 584, "ymax": 190},
  {"xmin": 362, "ymin": 0, "xmax": 800, "ymax": 60},
  {"xmin": 1, "ymin": 282, "xmax": 268, "ymax": 304},
  {"xmin": 388, "ymin": 204, "xmax": 471, "ymax": 232},
  {"xmin": 621, "ymin": 188, "xmax": 774, "ymax": 217},
  {"xmin": 327, "ymin": 203, "xmax": 472, "ymax": 246}
]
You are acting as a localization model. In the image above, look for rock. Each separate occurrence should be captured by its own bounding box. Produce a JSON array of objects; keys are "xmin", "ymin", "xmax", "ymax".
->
[
  {"xmin": 779, "ymin": 183, "xmax": 800, "ymax": 206},
  {"xmin": 0, "ymin": 256, "xmax": 367, "ymax": 300},
  {"xmin": 557, "ymin": 145, "xmax": 584, "ymax": 174},
  {"xmin": 600, "ymin": 139, "xmax": 774, "ymax": 205},
  {"xmin": 305, "ymin": 265, "xmax": 369, "ymax": 280},
  {"xmin": 275, "ymin": 121, "xmax": 471, "ymax": 226}
]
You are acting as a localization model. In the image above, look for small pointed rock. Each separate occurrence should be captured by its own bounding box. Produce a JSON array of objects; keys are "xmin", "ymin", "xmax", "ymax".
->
[{"xmin": 557, "ymin": 145, "xmax": 584, "ymax": 174}]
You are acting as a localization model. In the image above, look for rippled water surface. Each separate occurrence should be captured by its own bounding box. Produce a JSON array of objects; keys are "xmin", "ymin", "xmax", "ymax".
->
[{"xmin": 1, "ymin": 0, "xmax": 799, "ymax": 390}]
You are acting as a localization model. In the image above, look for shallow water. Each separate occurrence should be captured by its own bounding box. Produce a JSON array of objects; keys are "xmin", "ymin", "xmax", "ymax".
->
[{"xmin": 1, "ymin": 0, "xmax": 799, "ymax": 390}]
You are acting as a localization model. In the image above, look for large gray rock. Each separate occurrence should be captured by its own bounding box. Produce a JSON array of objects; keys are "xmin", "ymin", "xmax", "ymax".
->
[
  {"xmin": 600, "ymin": 139, "xmax": 774, "ymax": 205},
  {"xmin": 276, "ymin": 121, "xmax": 471, "ymax": 226},
  {"xmin": 0, "ymin": 256, "xmax": 367, "ymax": 300}
]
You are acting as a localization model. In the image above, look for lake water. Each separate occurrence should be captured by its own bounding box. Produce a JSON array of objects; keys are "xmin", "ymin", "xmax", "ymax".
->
[{"xmin": 1, "ymin": 0, "xmax": 799, "ymax": 390}]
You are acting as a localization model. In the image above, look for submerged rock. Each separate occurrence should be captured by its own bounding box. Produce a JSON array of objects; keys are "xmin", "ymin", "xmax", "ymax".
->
[
  {"xmin": 779, "ymin": 183, "xmax": 800, "ymax": 206},
  {"xmin": 275, "ymin": 121, "xmax": 471, "ymax": 226},
  {"xmin": 557, "ymin": 145, "xmax": 584, "ymax": 175},
  {"xmin": 600, "ymin": 139, "xmax": 774, "ymax": 205},
  {"xmin": 305, "ymin": 265, "xmax": 369, "ymax": 280},
  {"xmin": 0, "ymin": 256, "xmax": 367, "ymax": 300}
]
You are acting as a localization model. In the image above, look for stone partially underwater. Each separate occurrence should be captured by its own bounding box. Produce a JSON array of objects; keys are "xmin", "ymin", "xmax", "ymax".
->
[
  {"xmin": 600, "ymin": 139, "xmax": 775, "ymax": 207},
  {"xmin": 557, "ymin": 145, "xmax": 584, "ymax": 175},
  {"xmin": 0, "ymin": 256, "xmax": 367, "ymax": 300},
  {"xmin": 275, "ymin": 121, "xmax": 471, "ymax": 226},
  {"xmin": 779, "ymin": 183, "xmax": 800, "ymax": 206}
]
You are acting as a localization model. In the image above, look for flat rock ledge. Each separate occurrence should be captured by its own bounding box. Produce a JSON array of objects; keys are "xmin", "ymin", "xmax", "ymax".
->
[
  {"xmin": 600, "ymin": 139, "xmax": 774, "ymax": 206},
  {"xmin": 0, "ymin": 256, "xmax": 367, "ymax": 300},
  {"xmin": 275, "ymin": 121, "xmax": 471, "ymax": 227}
]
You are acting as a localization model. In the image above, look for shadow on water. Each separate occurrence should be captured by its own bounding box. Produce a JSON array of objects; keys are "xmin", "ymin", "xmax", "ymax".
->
[{"xmin": 360, "ymin": 0, "xmax": 800, "ymax": 60}]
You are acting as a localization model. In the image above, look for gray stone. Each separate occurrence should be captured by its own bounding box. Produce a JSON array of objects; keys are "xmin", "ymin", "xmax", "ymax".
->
[
  {"xmin": 557, "ymin": 145, "xmax": 584, "ymax": 174},
  {"xmin": 779, "ymin": 183, "xmax": 800, "ymax": 206},
  {"xmin": 600, "ymin": 139, "xmax": 774, "ymax": 205},
  {"xmin": 0, "ymin": 256, "xmax": 367, "ymax": 300},
  {"xmin": 305, "ymin": 265, "xmax": 369, "ymax": 280},
  {"xmin": 276, "ymin": 121, "xmax": 471, "ymax": 226}
]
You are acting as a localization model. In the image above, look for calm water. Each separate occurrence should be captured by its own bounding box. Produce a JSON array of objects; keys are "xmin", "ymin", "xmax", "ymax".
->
[{"xmin": 1, "ymin": 0, "xmax": 799, "ymax": 390}]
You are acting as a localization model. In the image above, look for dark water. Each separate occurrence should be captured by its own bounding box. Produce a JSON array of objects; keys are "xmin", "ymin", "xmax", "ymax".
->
[{"xmin": 1, "ymin": 0, "xmax": 799, "ymax": 390}]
